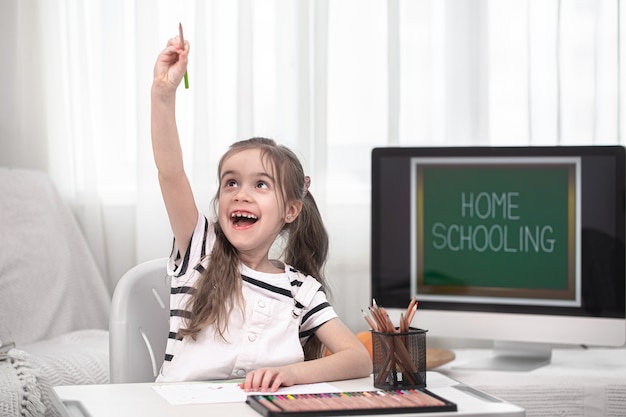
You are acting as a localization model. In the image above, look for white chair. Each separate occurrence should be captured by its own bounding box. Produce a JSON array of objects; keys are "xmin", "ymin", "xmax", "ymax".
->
[{"xmin": 109, "ymin": 257, "xmax": 171, "ymax": 383}]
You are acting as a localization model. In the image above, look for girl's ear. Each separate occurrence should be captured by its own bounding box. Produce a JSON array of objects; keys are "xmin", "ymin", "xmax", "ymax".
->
[{"xmin": 285, "ymin": 200, "xmax": 303, "ymax": 223}]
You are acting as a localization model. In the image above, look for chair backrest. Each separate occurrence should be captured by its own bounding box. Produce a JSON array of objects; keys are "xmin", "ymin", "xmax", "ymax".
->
[{"xmin": 109, "ymin": 257, "xmax": 170, "ymax": 383}]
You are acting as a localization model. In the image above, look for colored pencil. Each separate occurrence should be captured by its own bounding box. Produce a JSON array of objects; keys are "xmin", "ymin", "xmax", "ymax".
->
[{"xmin": 178, "ymin": 22, "xmax": 189, "ymax": 89}]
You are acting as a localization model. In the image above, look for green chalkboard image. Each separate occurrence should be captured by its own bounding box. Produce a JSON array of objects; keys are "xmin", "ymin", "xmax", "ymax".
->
[{"xmin": 414, "ymin": 159, "xmax": 578, "ymax": 302}]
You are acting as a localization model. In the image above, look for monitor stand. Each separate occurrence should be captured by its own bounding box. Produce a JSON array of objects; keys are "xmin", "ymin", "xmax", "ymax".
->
[{"xmin": 452, "ymin": 340, "xmax": 552, "ymax": 372}]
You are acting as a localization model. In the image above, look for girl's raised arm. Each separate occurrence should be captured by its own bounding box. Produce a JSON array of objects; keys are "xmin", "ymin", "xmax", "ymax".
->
[{"xmin": 151, "ymin": 36, "xmax": 198, "ymax": 255}]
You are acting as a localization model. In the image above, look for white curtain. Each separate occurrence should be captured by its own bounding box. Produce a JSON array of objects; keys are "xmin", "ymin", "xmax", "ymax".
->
[{"xmin": 0, "ymin": 0, "xmax": 622, "ymax": 330}]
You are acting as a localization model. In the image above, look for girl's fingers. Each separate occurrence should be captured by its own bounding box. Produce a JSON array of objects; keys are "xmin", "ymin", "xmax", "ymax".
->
[
  {"xmin": 166, "ymin": 36, "xmax": 181, "ymax": 48},
  {"xmin": 166, "ymin": 36, "xmax": 189, "ymax": 54}
]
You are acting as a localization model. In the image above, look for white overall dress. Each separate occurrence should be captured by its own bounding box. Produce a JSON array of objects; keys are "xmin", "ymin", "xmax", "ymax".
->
[{"xmin": 157, "ymin": 215, "xmax": 336, "ymax": 382}]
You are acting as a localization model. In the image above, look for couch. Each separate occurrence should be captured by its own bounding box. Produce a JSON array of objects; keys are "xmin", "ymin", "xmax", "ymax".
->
[{"xmin": 0, "ymin": 167, "xmax": 110, "ymax": 417}]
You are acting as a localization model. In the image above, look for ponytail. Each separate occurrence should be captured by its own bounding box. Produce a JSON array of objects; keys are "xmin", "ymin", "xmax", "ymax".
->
[
  {"xmin": 284, "ymin": 190, "xmax": 330, "ymax": 360},
  {"xmin": 284, "ymin": 191, "xmax": 329, "ymax": 284}
]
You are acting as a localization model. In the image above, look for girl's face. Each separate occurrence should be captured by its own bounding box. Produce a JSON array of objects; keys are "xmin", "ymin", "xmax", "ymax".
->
[{"xmin": 217, "ymin": 148, "xmax": 300, "ymax": 259}]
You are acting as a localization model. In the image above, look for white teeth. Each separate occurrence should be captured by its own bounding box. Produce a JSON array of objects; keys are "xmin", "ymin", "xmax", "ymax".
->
[{"xmin": 231, "ymin": 212, "xmax": 258, "ymax": 219}]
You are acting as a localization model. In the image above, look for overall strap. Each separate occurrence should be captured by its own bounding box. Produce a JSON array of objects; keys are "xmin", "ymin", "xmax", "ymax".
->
[{"xmin": 291, "ymin": 274, "xmax": 321, "ymax": 319}]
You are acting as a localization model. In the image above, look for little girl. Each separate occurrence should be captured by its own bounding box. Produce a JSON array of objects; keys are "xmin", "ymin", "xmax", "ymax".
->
[{"xmin": 151, "ymin": 34, "xmax": 372, "ymax": 392}]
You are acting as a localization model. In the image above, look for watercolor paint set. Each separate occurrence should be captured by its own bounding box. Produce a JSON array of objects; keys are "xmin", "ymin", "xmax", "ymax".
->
[{"xmin": 246, "ymin": 388, "xmax": 457, "ymax": 416}]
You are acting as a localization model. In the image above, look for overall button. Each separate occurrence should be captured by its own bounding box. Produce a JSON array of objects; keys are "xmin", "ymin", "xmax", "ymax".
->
[
  {"xmin": 248, "ymin": 333, "xmax": 257, "ymax": 342},
  {"xmin": 236, "ymin": 369, "xmax": 246, "ymax": 377},
  {"xmin": 257, "ymin": 300, "xmax": 266, "ymax": 308}
]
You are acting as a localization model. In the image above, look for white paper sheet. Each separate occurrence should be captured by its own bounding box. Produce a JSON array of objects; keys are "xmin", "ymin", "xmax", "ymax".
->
[{"xmin": 153, "ymin": 381, "xmax": 341, "ymax": 405}]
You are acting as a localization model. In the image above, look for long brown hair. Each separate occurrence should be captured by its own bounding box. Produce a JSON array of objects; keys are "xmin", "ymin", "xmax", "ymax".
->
[{"xmin": 179, "ymin": 138, "xmax": 330, "ymax": 360}]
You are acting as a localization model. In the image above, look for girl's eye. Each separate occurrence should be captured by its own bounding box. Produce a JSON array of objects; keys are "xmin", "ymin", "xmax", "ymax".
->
[
  {"xmin": 256, "ymin": 181, "xmax": 269, "ymax": 189},
  {"xmin": 225, "ymin": 179, "xmax": 238, "ymax": 188}
]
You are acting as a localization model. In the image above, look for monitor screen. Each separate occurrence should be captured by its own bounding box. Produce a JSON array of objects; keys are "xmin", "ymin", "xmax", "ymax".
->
[{"xmin": 371, "ymin": 146, "xmax": 626, "ymax": 369}]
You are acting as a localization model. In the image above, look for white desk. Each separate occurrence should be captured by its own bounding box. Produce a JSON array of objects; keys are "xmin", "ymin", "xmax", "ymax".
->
[
  {"xmin": 51, "ymin": 372, "xmax": 524, "ymax": 417},
  {"xmin": 436, "ymin": 346, "xmax": 626, "ymax": 417}
]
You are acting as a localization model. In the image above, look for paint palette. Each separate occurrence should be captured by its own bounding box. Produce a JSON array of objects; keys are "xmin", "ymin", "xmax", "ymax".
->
[{"xmin": 246, "ymin": 388, "xmax": 457, "ymax": 416}]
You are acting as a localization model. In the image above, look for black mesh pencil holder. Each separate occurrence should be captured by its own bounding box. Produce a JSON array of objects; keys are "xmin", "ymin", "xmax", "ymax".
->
[{"xmin": 371, "ymin": 327, "xmax": 427, "ymax": 389}]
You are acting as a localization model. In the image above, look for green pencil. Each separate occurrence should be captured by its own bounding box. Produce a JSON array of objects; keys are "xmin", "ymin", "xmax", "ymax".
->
[{"xmin": 179, "ymin": 22, "xmax": 189, "ymax": 89}]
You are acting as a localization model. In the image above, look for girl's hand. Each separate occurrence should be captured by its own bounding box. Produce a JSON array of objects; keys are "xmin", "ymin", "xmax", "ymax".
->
[
  {"xmin": 240, "ymin": 367, "xmax": 296, "ymax": 393},
  {"xmin": 152, "ymin": 36, "xmax": 189, "ymax": 93}
]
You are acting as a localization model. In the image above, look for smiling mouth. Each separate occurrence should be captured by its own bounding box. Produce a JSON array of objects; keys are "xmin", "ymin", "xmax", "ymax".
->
[{"xmin": 231, "ymin": 212, "xmax": 258, "ymax": 227}]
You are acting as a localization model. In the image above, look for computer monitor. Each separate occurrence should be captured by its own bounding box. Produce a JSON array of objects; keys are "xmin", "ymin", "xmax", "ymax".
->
[{"xmin": 371, "ymin": 145, "xmax": 626, "ymax": 371}]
